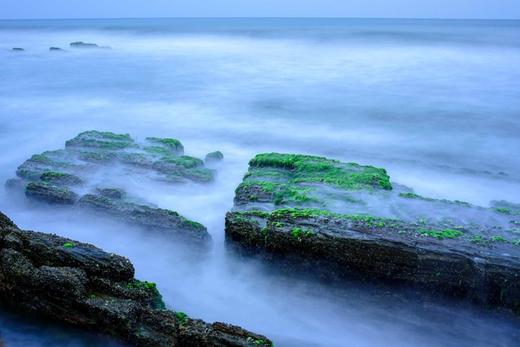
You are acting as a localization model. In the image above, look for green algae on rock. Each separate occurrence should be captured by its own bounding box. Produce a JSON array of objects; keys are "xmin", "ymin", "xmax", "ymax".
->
[
  {"xmin": 226, "ymin": 153, "xmax": 520, "ymax": 315},
  {"xmin": 5, "ymin": 130, "xmax": 214, "ymax": 244},
  {"xmin": 0, "ymin": 211, "xmax": 272, "ymax": 347}
]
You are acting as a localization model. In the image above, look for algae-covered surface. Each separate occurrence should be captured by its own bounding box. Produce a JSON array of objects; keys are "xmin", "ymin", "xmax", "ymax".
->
[
  {"xmin": 233, "ymin": 153, "xmax": 520, "ymax": 249},
  {"xmin": 5, "ymin": 130, "xmax": 213, "ymax": 243}
]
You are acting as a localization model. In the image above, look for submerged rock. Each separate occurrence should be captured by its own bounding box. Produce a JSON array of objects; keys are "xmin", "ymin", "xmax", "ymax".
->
[
  {"xmin": 5, "ymin": 130, "xmax": 215, "ymax": 244},
  {"xmin": 11, "ymin": 48, "xmax": 24, "ymax": 52},
  {"xmin": 0, "ymin": 211, "xmax": 272, "ymax": 347},
  {"xmin": 205, "ymin": 151, "xmax": 224, "ymax": 163},
  {"xmin": 225, "ymin": 153, "xmax": 520, "ymax": 314}
]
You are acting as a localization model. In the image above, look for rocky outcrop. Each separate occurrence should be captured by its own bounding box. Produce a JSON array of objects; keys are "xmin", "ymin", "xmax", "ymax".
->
[
  {"xmin": 70, "ymin": 42, "xmax": 111, "ymax": 49},
  {"xmin": 205, "ymin": 151, "xmax": 224, "ymax": 163},
  {"xmin": 5, "ymin": 130, "xmax": 215, "ymax": 244},
  {"xmin": 70, "ymin": 41, "xmax": 99, "ymax": 48},
  {"xmin": 225, "ymin": 153, "xmax": 520, "ymax": 314},
  {"xmin": 0, "ymin": 211, "xmax": 272, "ymax": 347}
]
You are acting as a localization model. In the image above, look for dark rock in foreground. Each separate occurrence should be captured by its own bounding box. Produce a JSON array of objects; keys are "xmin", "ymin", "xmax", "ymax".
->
[
  {"xmin": 5, "ymin": 130, "xmax": 214, "ymax": 244},
  {"xmin": 226, "ymin": 153, "xmax": 520, "ymax": 314},
  {"xmin": 0, "ymin": 211, "xmax": 272, "ymax": 347}
]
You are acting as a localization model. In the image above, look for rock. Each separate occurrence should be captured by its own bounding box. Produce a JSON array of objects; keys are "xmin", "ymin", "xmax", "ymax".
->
[
  {"xmin": 49, "ymin": 47, "xmax": 64, "ymax": 51},
  {"xmin": 225, "ymin": 153, "xmax": 520, "ymax": 314},
  {"xmin": 70, "ymin": 41, "xmax": 99, "ymax": 48},
  {"xmin": 5, "ymin": 130, "xmax": 215, "ymax": 244},
  {"xmin": 146, "ymin": 137, "xmax": 184, "ymax": 155},
  {"xmin": 11, "ymin": 48, "xmax": 24, "ymax": 51},
  {"xmin": 78, "ymin": 193, "xmax": 211, "ymax": 244},
  {"xmin": 97, "ymin": 187, "xmax": 126, "ymax": 200},
  {"xmin": 0, "ymin": 211, "xmax": 272, "ymax": 347},
  {"xmin": 26, "ymin": 182, "xmax": 78, "ymax": 205},
  {"xmin": 205, "ymin": 151, "xmax": 224, "ymax": 163}
]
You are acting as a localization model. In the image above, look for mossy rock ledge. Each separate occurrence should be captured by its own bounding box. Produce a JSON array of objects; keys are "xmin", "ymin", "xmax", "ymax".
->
[
  {"xmin": 0, "ymin": 211, "xmax": 272, "ymax": 347},
  {"xmin": 4, "ymin": 130, "xmax": 213, "ymax": 244},
  {"xmin": 225, "ymin": 153, "xmax": 520, "ymax": 314}
]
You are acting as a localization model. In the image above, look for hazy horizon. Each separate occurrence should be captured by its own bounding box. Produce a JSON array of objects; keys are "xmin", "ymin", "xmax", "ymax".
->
[{"xmin": 2, "ymin": 0, "xmax": 520, "ymax": 20}]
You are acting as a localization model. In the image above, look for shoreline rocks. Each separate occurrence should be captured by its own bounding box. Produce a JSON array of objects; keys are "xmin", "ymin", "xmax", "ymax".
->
[
  {"xmin": 5, "ymin": 130, "xmax": 215, "ymax": 245},
  {"xmin": 225, "ymin": 152, "xmax": 520, "ymax": 314},
  {"xmin": 0, "ymin": 211, "xmax": 272, "ymax": 347}
]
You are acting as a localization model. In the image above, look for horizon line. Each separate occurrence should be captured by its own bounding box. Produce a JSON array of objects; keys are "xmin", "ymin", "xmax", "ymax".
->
[{"xmin": 1, "ymin": 16, "xmax": 520, "ymax": 21}]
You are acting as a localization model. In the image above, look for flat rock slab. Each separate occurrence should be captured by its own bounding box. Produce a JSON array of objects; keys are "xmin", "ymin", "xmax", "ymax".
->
[
  {"xmin": 0, "ymin": 211, "xmax": 272, "ymax": 347},
  {"xmin": 226, "ymin": 153, "xmax": 520, "ymax": 314},
  {"xmin": 5, "ymin": 130, "xmax": 214, "ymax": 244}
]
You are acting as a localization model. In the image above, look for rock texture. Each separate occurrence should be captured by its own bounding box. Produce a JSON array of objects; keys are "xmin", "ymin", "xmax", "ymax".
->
[
  {"xmin": 226, "ymin": 153, "xmax": 520, "ymax": 314},
  {"xmin": 0, "ymin": 211, "xmax": 272, "ymax": 347},
  {"xmin": 5, "ymin": 130, "xmax": 214, "ymax": 244}
]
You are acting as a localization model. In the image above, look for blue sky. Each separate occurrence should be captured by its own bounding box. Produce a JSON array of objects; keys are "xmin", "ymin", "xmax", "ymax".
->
[{"xmin": 2, "ymin": 0, "xmax": 520, "ymax": 19}]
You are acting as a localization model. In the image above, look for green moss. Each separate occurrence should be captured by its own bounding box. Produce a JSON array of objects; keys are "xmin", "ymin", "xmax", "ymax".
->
[
  {"xmin": 399, "ymin": 192, "xmax": 423, "ymax": 199},
  {"xmin": 29, "ymin": 154, "xmax": 53, "ymax": 164},
  {"xmin": 175, "ymin": 311, "xmax": 188, "ymax": 325},
  {"xmin": 494, "ymin": 208, "xmax": 512, "ymax": 215},
  {"xmin": 291, "ymin": 227, "xmax": 314, "ymax": 241},
  {"xmin": 180, "ymin": 217, "xmax": 206, "ymax": 231},
  {"xmin": 418, "ymin": 228, "xmax": 463, "ymax": 240},
  {"xmin": 271, "ymin": 208, "xmax": 333, "ymax": 220},
  {"xmin": 143, "ymin": 146, "xmax": 175, "ymax": 157},
  {"xmin": 146, "ymin": 137, "xmax": 184, "ymax": 153},
  {"xmin": 246, "ymin": 337, "xmax": 270, "ymax": 346},
  {"xmin": 66, "ymin": 131, "xmax": 135, "ymax": 150},
  {"xmin": 490, "ymin": 235, "xmax": 507, "ymax": 242},
  {"xmin": 40, "ymin": 171, "xmax": 82, "ymax": 185},
  {"xmin": 160, "ymin": 155, "xmax": 203, "ymax": 169},
  {"xmin": 78, "ymin": 151, "xmax": 116, "ymax": 163},
  {"xmin": 63, "ymin": 242, "xmax": 75, "ymax": 248},
  {"xmin": 470, "ymin": 235, "xmax": 488, "ymax": 245},
  {"xmin": 249, "ymin": 153, "xmax": 392, "ymax": 191},
  {"xmin": 184, "ymin": 167, "xmax": 214, "ymax": 182},
  {"xmin": 127, "ymin": 279, "xmax": 157, "ymax": 291}
]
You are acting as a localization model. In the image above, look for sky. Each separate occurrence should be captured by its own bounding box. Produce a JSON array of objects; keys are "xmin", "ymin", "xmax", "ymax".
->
[{"xmin": 1, "ymin": 0, "xmax": 520, "ymax": 20}]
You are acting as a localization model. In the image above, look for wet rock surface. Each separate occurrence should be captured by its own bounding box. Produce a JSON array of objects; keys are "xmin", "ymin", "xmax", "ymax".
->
[
  {"xmin": 225, "ymin": 153, "xmax": 520, "ymax": 314},
  {"xmin": 0, "ymin": 211, "xmax": 272, "ymax": 347},
  {"xmin": 5, "ymin": 130, "xmax": 215, "ymax": 244}
]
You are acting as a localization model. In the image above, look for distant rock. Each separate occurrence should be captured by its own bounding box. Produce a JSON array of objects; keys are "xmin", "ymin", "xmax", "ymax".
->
[
  {"xmin": 11, "ymin": 48, "xmax": 24, "ymax": 52},
  {"xmin": 49, "ymin": 47, "xmax": 64, "ymax": 51},
  {"xmin": 70, "ymin": 41, "xmax": 99, "ymax": 48},
  {"xmin": 0, "ymin": 210, "xmax": 272, "ymax": 347},
  {"xmin": 5, "ymin": 130, "xmax": 216, "ymax": 244},
  {"xmin": 205, "ymin": 151, "xmax": 224, "ymax": 163},
  {"xmin": 225, "ymin": 152, "xmax": 520, "ymax": 315}
]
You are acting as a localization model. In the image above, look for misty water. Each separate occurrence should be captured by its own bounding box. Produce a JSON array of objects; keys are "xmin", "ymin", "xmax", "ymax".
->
[{"xmin": 1, "ymin": 18, "xmax": 520, "ymax": 346}]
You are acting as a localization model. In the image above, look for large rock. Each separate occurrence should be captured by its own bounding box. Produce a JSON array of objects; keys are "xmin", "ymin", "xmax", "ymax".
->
[
  {"xmin": 78, "ymin": 193, "xmax": 210, "ymax": 244},
  {"xmin": 0, "ymin": 211, "xmax": 272, "ymax": 347},
  {"xmin": 225, "ymin": 153, "xmax": 520, "ymax": 314},
  {"xmin": 5, "ymin": 130, "xmax": 214, "ymax": 244}
]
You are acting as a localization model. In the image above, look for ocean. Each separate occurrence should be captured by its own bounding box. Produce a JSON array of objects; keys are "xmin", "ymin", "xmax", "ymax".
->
[{"xmin": 0, "ymin": 18, "xmax": 519, "ymax": 347}]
